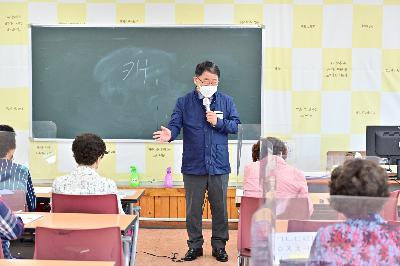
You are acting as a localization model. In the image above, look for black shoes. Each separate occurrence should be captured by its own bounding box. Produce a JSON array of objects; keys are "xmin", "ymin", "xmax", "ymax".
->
[
  {"xmin": 183, "ymin": 247, "xmax": 203, "ymax": 261},
  {"xmin": 183, "ymin": 247, "xmax": 228, "ymax": 262},
  {"xmin": 212, "ymin": 248, "xmax": 229, "ymax": 262}
]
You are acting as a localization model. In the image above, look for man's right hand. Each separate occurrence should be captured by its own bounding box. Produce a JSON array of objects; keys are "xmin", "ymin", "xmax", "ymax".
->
[{"xmin": 153, "ymin": 126, "xmax": 172, "ymax": 143}]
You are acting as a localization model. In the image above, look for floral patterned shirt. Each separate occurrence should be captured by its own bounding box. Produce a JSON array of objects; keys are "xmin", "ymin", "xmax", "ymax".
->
[
  {"xmin": 308, "ymin": 214, "xmax": 400, "ymax": 266},
  {"xmin": 52, "ymin": 166, "xmax": 124, "ymax": 214}
]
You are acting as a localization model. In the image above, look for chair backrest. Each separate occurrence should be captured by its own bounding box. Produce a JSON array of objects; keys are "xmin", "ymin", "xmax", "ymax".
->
[
  {"xmin": 287, "ymin": 220, "xmax": 339, "ymax": 232},
  {"xmin": 52, "ymin": 193, "xmax": 118, "ymax": 214},
  {"xmin": 238, "ymin": 196, "xmax": 264, "ymax": 255},
  {"xmin": 0, "ymin": 190, "xmax": 27, "ymax": 212},
  {"xmin": 276, "ymin": 197, "xmax": 310, "ymax": 220},
  {"xmin": 380, "ymin": 190, "xmax": 400, "ymax": 221},
  {"xmin": 34, "ymin": 226, "xmax": 124, "ymax": 266}
]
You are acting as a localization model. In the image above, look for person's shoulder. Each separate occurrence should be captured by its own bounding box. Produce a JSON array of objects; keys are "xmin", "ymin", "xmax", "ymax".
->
[
  {"xmin": 180, "ymin": 91, "xmax": 195, "ymax": 100},
  {"xmin": 245, "ymin": 161, "xmax": 259, "ymax": 170},
  {"xmin": 216, "ymin": 91, "xmax": 233, "ymax": 101},
  {"xmin": 53, "ymin": 174, "xmax": 71, "ymax": 185},
  {"xmin": 9, "ymin": 162, "xmax": 30, "ymax": 174},
  {"xmin": 4, "ymin": 162, "xmax": 30, "ymax": 180},
  {"xmin": 314, "ymin": 222, "xmax": 347, "ymax": 240},
  {"xmin": 97, "ymin": 175, "xmax": 118, "ymax": 188}
]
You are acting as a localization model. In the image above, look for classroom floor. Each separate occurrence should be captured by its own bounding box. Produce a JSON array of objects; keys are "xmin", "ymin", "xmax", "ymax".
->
[
  {"xmin": 136, "ymin": 228, "xmax": 238, "ymax": 266},
  {"xmin": 10, "ymin": 228, "xmax": 238, "ymax": 266}
]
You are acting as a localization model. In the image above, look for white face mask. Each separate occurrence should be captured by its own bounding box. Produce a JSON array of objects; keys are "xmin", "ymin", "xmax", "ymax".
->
[{"xmin": 199, "ymin": 85, "xmax": 217, "ymax": 98}]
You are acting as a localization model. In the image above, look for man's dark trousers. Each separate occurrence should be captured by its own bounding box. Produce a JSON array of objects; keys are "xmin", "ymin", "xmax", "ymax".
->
[{"xmin": 183, "ymin": 174, "xmax": 229, "ymax": 249}]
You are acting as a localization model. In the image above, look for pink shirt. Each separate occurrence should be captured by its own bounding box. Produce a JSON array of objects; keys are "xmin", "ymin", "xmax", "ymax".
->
[{"xmin": 243, "ymin": 156, "xmax": 313, "ymax": 215}]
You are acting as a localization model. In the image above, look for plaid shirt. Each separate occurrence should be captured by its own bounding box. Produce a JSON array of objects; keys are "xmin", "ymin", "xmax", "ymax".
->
[
  {"xmin": 0, "ymin": 198, "xmax": 24, "ymax": 258},
  {"xmin": 0, "ymin": 159, "xmax": 36, "ymax": 212}
]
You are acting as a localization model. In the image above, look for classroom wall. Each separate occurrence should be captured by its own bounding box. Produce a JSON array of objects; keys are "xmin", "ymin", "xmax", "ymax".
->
[{"xmin": 1, "ymin": 0, "xmax": 399, "ymax": 184}]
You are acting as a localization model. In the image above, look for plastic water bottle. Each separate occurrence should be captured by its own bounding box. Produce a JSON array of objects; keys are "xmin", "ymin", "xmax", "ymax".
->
[
  {"xmin": 130, "ymin": 166, "xmax": 140, "ymax": 188},
  {"xmin": 164, "ymin": 167, "xmax": 173, "ymax": 188}
]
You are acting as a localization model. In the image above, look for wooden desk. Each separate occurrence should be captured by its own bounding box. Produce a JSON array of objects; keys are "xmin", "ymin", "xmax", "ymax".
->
[
  {"xmin": 276, "ymin": 220, "xmax": 289, "ymax": 233},
  {"xmin": 0, "ymin": 260, "xmax": 114, "ymax": 266},
  {"xmin": 22, "ymin": 212, "xmax": 136, "ymax": 234},
  {"xmin": 35, "ymin": 188, "xmax": 145, "ymax": 204}
]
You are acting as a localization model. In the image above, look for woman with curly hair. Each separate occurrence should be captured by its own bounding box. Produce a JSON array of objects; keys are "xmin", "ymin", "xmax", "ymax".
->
[
  {"xmin": 52, "ymin": 133, "xmax": 124, "ymax": 213},
  {"xmin": 308, "ymin": 159, "xmax": 400, "ymax": 265}
]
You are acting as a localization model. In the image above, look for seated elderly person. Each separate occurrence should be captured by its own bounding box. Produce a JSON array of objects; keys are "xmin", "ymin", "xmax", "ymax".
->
[
  {"xmin": 308, "ymin": 159, "xmax": 400, "ymax": 265},
  {"xmin": 244, "ymin": 137, "xmax": 313, "ymax": 216},
  {"xmin": 52, "ymin": 133, "xmax": 124, "ymax": 214}
]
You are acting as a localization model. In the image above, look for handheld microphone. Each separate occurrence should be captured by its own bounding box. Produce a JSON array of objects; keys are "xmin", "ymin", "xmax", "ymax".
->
[{"xmin": 203, "ymin": 97, "xmax": 211, "ymax": 112}]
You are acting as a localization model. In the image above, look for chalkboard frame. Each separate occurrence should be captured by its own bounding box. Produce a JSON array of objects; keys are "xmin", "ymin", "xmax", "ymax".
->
[{"xmin": 29, "ymin": 24, "xmax": 264, "ymax": 142}]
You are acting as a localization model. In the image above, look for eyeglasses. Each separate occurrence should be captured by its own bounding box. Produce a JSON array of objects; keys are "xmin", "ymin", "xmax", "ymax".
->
[{"xmin": 196, "ymin": 77, "xmax": 219, "ymax": 86}]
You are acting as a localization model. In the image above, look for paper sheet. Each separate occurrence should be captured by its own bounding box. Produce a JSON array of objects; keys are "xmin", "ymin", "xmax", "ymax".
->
[{"xmin": 16, "ymin": 213, "xmax": 43, "ymax": 224}]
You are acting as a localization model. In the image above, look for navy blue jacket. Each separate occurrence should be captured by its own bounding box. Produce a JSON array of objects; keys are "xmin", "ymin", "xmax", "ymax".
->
[{"xmin": 167, "ymin": 90, "xmax": 241, "ymax": 175}]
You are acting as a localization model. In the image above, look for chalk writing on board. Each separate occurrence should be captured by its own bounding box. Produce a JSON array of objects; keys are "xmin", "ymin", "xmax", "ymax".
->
[
  {"xmin": 325, "ymin": 60, "xmax": 348, "ymax": 78},
  {"xmin": 3, "ymin": 15, "xmax": 23, "ymax": 32},
  {"xmin": 94, "ymin": 47, "xmax": 174, "ymax": 100},
  {"xmin": 122, "ymin": 59, "xmax": 148, "ymax": 82},
  {"xmin": 295, "ymin": 106, "xmax": 318, "ymax": 118}
]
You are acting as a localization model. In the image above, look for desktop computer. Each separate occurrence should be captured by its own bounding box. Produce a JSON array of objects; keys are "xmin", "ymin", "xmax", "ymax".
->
[{"xmin": 366, "ymin": 126, "xmax": 400, "ymax": 180}]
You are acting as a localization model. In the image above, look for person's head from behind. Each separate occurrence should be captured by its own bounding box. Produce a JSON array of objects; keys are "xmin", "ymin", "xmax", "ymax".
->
[
  {"xmin": 72, "ymin": 133, "xmax": 108, "ymax": 169},
  {"xmin": 193, "ymin": 61, "xmax": 220, "ymax": 94},
  {"xmin": 0, "ymin": 125, "xmax": 16, "ymax": 160},
  {"xmin": 330, "ymin": 159, "xmax": 389, "ymax": 218},
  {"xmin": 253, "ymin": 137, "xmax": 288, "ymax": 162}
]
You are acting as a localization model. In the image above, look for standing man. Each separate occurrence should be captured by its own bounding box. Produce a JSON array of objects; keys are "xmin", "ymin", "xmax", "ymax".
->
[{"xmin": 153, "ymin": 61, "xmax": 240, "ymax": 262}]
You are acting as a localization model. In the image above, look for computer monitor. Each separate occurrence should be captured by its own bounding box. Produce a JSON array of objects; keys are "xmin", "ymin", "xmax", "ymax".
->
[{"xmin": 366, "ymin": 126, "xmax": 400, "ymax": 179}]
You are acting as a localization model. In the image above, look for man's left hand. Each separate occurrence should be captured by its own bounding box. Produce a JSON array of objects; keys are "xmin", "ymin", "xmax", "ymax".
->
[{"xmin": 206, "ymin": 111, "xmax": 218, "ymax": 127}]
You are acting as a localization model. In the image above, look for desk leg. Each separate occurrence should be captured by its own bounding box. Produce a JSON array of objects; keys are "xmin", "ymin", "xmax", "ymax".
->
[
  {"xmin": 130, "ymin": 206, "xmax": 141, "ymax": 266},
  {"xmin": 122, "ymin": 237, "xmax": 131, "ymax": 266}
]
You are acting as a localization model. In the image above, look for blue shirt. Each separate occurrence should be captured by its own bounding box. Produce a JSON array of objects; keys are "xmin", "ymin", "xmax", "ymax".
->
[{"xmin": 168, "ymin": 90, "xmax": 241, "ymax": 175}]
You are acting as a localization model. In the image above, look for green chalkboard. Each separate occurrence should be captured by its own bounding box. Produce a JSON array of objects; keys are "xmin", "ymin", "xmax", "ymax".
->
[{"xmin": 31, "ymin": 25, "xmax": 262, "ymax": 139}]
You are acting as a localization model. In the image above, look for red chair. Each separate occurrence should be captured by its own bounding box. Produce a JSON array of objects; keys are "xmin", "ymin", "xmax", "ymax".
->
[
  {"xmin": 287, "ymin": 220, "xmax": 339, "ymax": 232},
  {"xmin": 381, "ymin": 190, "xmax": 400, "ymax": 221},
  {"xmin": 237, "ymin": 196, "xmax": 264, "ymax": 266},
  {"xmin": 0, "ymin": 190, "xmax": 27, "ymax": 212},
  {"xmin": 52, "ymin": 193, "xmax": 119, "ymax": 214},
  {"xmin": 34, "ymin": 226, "xmax": 124, "ymax": 266}
]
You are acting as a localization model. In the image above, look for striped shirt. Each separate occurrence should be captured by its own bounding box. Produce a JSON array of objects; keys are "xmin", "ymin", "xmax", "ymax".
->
[
  {"xmin": 0, "ymin": 159, "xmax": 36, "ymax": 212},
  {"xmin": 0, "ymin": 198, "xmax": 24, "ymax": 258},
  {"xmin": 52, "ymin": 166, "xmax": 124, "ymax": 214}
]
